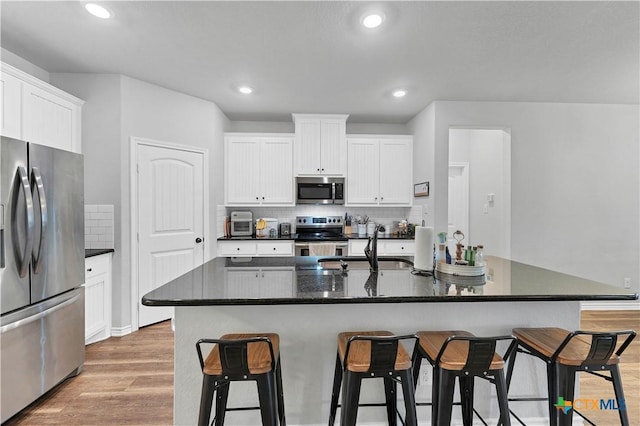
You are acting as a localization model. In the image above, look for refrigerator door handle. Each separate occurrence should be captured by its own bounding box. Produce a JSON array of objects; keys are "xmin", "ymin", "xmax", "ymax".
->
[
  {"xmin": 0, "ymin": 291, "xmax": 81, "ymax": 334},
  {"xmin": 30, "ymin": 167, "xmax": 47, "ymax": 274},
  {"xmin": 11, "ymin": 166, "xmax": 35, "ymax": 278}
]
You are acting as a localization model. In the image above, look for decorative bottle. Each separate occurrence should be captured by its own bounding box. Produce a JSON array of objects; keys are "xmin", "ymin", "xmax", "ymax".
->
[{"xmin": 475, "ymin": 245, "xmax": 485, "ymax": 266}]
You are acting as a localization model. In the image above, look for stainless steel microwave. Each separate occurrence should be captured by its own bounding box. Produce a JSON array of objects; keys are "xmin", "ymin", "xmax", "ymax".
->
[{"xmin": 296, "ymin": 177, "xmax": 345, "ymax": 205}]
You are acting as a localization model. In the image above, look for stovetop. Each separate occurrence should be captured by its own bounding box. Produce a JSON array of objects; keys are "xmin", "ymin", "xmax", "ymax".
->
[{"xmin": 294, "ymin": 215, "xmax": 346, "ymax": 242}]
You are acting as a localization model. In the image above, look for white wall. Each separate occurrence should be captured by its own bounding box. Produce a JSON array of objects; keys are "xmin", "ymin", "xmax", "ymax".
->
[
  {"xmin": 449, "ymin": 128, "xmax": 510, "ymax": 257},
  {"xmin": 51, "ymin": 73, "xmax": 230, "ymax": 330},
  {"xmin": 413, "ymin": 100, "xmax": 639, "ymax": 290},
  {"xmin": 1, "ymin": 48, "xmax": 50, "ymax": 82},
  {"xmin": 228, "ymin": 120, "xmax": 410, "ymax": 135},
  {"xmin": 407, "ymin": 102, "xmax": 436, "ymax": 227}
]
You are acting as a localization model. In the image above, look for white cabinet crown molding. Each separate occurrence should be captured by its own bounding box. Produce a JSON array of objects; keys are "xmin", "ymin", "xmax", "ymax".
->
[{"xmin": 1, "ymin": 62, "xmax": 85, "ymax": 106}]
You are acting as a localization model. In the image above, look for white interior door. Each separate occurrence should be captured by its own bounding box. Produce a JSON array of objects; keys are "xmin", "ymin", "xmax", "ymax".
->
[
  {"xmin": 137, "ymin": 143, "xmax": 205, "ymax": 327},
  {"xmin": 448, "ymin": 163, "xmax": 469, "ymax": 251}
]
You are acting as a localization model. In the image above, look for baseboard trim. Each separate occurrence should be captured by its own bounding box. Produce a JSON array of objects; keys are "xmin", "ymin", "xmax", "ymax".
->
[
  {"xmin": 581, "ymin": 300, "xmax": 640, "ymax": 311},
  {"xmin": 110, "ymin": 325, "xmax": 132, "ymax": 337}
]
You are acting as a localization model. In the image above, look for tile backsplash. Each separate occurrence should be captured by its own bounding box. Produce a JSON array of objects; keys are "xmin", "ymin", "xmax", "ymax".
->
[
  {"xmin": 219, "ymin": 205, "xmax": 423, "ymax": 237},
  {"xmin": 85, "ymin": 205, "xmax": 114, "ymax": 249}
]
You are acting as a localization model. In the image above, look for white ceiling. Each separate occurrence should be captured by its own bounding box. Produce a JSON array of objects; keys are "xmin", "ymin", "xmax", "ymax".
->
[{"xmin": 1, "ymin": 1, "xmax": 638, "ymax": 123}]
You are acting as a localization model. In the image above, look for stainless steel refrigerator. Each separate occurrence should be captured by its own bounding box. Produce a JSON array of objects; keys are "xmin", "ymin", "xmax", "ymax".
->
[{"xmin": 1, "ymin": 136, "xmax": 85, "ymax": 423}]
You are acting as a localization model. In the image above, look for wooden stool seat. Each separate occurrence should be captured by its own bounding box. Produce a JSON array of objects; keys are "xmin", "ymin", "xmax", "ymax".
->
[
  {"xmin": 413, "ymin": 330, "xmax": 515, "ymax": 426},
  {"xmin": 417, "ymin": 330, "xmax": 505, "ymax": 370},
  {"xmin": 512, "ymin": 327, "xmax": 619, "ymax": 366},
  {"xmin": 506, "ymin": 327, "xmax": 636, "ymax": 426},
  {"xmin": 196, "ymin": 333, "xmax": 285, "ymax": 425},
  {"xmin": 329, "ymin": 331, "xmax": 418, "ymax": 426},
  {"xmin": 337, "ymin": 331, "xmax": 412, "ymax": 372},
  {"xmin": 203, "ymin": 333, "xmax": 280, "ymax": 375}
]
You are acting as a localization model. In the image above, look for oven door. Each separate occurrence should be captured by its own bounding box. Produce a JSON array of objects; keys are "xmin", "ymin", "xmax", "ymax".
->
[{"xmin": 295, "ymin": 242, "xmax": 347, "ymax": 256}]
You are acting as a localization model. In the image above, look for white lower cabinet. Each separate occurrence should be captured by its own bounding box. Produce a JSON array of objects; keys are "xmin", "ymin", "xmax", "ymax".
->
[
  {"xmin": 83, "ymin": 253, "xmax": 112, "ymax": 345},
  {"xmin": 348, "ymin": 239, "xmax": 415, "ymax": 256},
  {"xmin": 224, "ymin": 268, "xmax": 295, "ymax": 298},
  {"xmin": 217, "ymin": 240, "xmax": 294, "ymax": 257}
]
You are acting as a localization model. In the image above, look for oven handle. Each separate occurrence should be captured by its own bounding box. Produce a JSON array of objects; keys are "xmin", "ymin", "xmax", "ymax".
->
[{"xmin": 295, "ymin": 242, "xmax": 349, "ymax": 247}]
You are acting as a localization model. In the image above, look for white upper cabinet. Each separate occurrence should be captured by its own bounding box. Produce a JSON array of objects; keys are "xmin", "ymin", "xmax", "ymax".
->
[
  {"xmin": 225, "ymin": 133, "xmax": 294, "ymax": 206},
  {"xmin": 0, "ymin": 70, "xmax": 22, "ymax": 139},
  {"xmin": 346, "ymin": 135, "xmax": 413, "ymax": 206},
  {"xmin": 1, "ymin": 62, "xmax": 83, "ymax": 153},
  {"xmin": 293, "ymin": 114, "xmax": 348, "ymax": 176}
]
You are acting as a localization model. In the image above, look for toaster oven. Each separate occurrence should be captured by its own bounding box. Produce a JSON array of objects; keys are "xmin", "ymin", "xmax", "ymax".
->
[{"xmin": 230, "ymin": 211, "xmax": 253, "ymax": 236}]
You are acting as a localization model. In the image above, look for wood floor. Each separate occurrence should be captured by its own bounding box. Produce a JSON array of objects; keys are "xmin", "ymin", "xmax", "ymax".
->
[{"xmin": 5, "ymin": 311, "xmax": 638, "ymax": 425}]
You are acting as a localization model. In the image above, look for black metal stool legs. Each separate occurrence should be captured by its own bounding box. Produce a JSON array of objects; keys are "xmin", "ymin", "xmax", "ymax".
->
[
  {"xmin": 198, "ymin": 375, "xmax": 216, "ymax": 426},
  {"xmin": 494, "ymin": 369, "xmax": 511, "ymax": 426},
  {"xmin": 435, "ymin": 368, "xmax": 457, "ymax": 426},
  {"xmin": 610, "ymin": 364, "xmax": 630, "ymax": 426},
  {"xmin": 398, "ymin": 369, "xmax": 418, "ymax": 426},
  {"xmin": 328, "ymin": 353, "xmax": 342, "ymax": 426},
  {"xmin": 275, "ymin": 355, "xmax": 286, "ymax": 426},
  {"xmin": 256, "ymin": 372, "xmax": 278, "ymax": 426},
  {"xmin": 340, "ymin": 371, "xmax": 362, "ymax": 426},
  {"xmin": 214, "ymin": 382, "xmax": 230, "ymax": 426},
  {"xmin": 383, "ymin": 377, "xmax": 398, "ymax": 425}
]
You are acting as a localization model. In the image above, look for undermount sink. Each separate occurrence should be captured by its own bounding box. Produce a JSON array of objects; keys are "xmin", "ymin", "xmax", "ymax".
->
[{"xmin": 317, "ymin": 257, "xmax": 413, "ymax": 270}]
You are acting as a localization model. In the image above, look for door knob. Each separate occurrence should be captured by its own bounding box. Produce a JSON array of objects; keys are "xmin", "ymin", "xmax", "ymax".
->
[{"xmin": 195, "ymin": 237, "xmax": 203, "ymax": 243}]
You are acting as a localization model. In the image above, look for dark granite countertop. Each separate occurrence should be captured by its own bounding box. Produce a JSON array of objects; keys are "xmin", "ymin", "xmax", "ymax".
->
[
  {"xmin": 142, "ymin": 256, "xmax": 637, "ymax": 306},
  {"xmin": 85, "ymin": 248, "xmax": 114, "ymax": 258},
  {"xmin": 217, "ymin": 236, "xmax": 295, "ymax": 241},
  {"xmin": 346, "ymin": 233, "xmax": 415, "ymax": 240}
]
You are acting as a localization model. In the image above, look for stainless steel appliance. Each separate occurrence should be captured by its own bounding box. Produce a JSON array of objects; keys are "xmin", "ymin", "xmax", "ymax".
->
[
  {"xmin": 230, "ymin": 211, "xmax": 253, "ymax": 237},
  {"xmin": 279, "ymin": 222, "xmax": 291, "ymax": 237},
  {"xmin": 294, "ymin": 215, "xmax": 347, "ymax": 256},
  {"xmin": 1, "ymin": 136, "xmax": 85, "ymax": 423},
  {"xmin": 296, "ymin": 177, "xmax": 344, "ymax": 205}
]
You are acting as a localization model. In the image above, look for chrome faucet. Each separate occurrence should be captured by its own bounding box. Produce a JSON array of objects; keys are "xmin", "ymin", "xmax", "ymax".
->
[{"xmin": 364, "ymin": 224, "xmax": 385, "ymax": 272}]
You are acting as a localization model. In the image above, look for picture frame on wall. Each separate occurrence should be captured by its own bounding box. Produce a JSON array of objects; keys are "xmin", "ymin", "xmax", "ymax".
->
[{"xmin": 414, "ymin": 181, "xmax": 429, "ymax": 197}]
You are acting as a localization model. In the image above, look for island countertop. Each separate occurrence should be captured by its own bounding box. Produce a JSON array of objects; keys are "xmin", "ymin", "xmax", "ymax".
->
[{"xmin": 142, "ymin": 255, "xmax": 637, "ymax": 306}]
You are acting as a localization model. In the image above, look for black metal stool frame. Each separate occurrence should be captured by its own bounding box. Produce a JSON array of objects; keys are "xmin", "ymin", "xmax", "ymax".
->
[
  {"xmin": 504, "ymin": 329, "xmax": 636, "ymax": 426},
  {"xmin": 196, "ymin": 336, "xmax": 285, "ymax": 426},
  {"xmin": 328, "ymin": 334, "xmax": 419, "ymax": 426},
  {"xmin": 413, "ymin": 335, "xmax": 516, "ymax": 426}
]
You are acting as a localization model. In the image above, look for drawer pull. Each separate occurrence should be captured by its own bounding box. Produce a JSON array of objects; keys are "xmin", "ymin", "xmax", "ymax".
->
[{"xmin": 87, "ymin": 268, "xmax": 92, "ymax": 272}]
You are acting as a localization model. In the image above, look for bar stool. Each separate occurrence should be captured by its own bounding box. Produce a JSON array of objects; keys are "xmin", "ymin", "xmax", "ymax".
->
[
  {"xmin": 328, "ymin": 331, "xmax": 419, "ymax": 426},
  {"xmin": 507, "ymin": 327, "xmax": 636, "ymax": 426},
  {"xmin": 413, "ymin": 330, "xmax": 516, "ymax": 426},
  {"xmin": 195, "ymin": 333, "xmax": 285, "ymax": 426}
]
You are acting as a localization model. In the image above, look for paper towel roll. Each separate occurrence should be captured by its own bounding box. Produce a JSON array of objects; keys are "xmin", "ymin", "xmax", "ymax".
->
[{"xmin": 413, "ymin": 226, "xmax": 434, "ymax": 271}]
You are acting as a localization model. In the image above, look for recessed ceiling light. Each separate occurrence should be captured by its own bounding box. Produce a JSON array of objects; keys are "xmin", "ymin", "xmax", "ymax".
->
[
  {"xmin": 362, "ymin": 13, "xmax": 384, "ymax": 29},
  {"xmin": 238, "ymin": 86, "xmax": 253, "ymax": 95},
  {"xmin": 392, "ymin": 89, "xmax": 407, "ymax": 98},
  {"xmin": 85, "ymin": 3, "xmax": 111, "ymax": 19}
]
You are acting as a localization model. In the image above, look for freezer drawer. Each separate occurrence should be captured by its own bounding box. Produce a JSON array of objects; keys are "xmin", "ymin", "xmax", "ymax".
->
[{"xmin": 0, "ymin": 287, "xmax": 84, "ymax": 423}]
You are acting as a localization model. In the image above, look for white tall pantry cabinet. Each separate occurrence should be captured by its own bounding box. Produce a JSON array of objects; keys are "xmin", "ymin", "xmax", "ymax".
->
[
  {"xmin": 1, "ymin": 62, "xmax": 83, "ymax": 153},
  {"xmin": 346, "ymin": 135, "xmax": 413, "ymax": 206}
]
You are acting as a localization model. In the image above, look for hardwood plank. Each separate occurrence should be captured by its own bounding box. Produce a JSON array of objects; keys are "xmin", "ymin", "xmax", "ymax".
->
[{"xmin": 5, "ymin": 311, "xmax": 637, "ymax": 425}]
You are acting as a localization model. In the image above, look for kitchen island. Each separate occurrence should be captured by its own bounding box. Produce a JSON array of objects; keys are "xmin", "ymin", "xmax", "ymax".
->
[{"xmin": 143, "ymin": 256, "xmax": 637, "ymax": 425}]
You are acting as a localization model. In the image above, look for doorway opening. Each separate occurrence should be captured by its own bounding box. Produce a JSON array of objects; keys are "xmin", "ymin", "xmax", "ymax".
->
[{"xmin": 448, "ymin": 128, "xmax": 511, "ymax": 259}]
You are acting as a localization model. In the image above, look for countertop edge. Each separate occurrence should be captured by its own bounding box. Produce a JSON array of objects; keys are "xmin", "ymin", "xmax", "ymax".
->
[
  {"xmin": 142, "ymin": 293, "xmax": 639, "ymax": 307},
  {"xmin": 85, "ymin": 248, "xmax": 115, "ymax": 258}
]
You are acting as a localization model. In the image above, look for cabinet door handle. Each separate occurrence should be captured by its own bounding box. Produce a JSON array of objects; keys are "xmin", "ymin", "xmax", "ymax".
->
[
  {"xmin": 262, "ymin": 197, "xmax": 265, "ymax": 200},
  {"xmin": 195, "ymin": 237, "xmax": 203, "ymax": 243},
  {"xmin": 374, "ymin": 197, "xmax": 378, "ymax": 200},
  {"xmin": 273, "ymin": 247, "xmax": 276, "ymax": 250},
  {"xmin": 236, "ymin": 247, "xmax": 240, "ymax": 251},
  {"xmin": 256, "ymin": 196, "xmax": 259, "ymax": 200},
  {"xmin": 381, "ymin": 197, "xmax": 384, "ymax": 201},
  {"xmin": 86, "ymin": 268, "xmax": 93, "ymax": 272},
  {"xmin": 321, "ymin": 168, "xmax": 324, "ymax": 171},
  {"xmin": 317, "ymin": 168, "xmax": 320, "ymax": 172}
]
